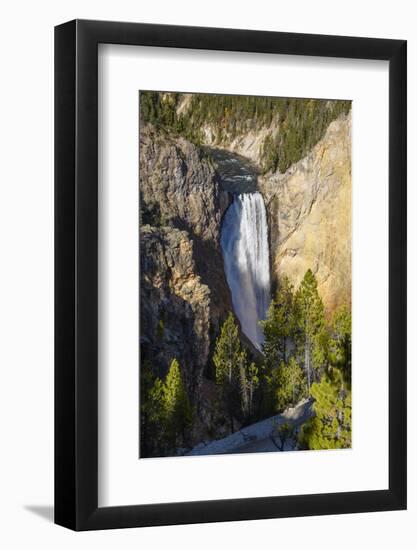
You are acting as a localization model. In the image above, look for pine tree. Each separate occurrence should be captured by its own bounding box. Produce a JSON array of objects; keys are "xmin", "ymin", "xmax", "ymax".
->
[
  {"xmin": 163, "ymin": 358, "xmax": 192, "ymax": 451},
  {"xmin": 329, "ymin": 305, "xmax": 352, "ymax": 384},
  {"xmin": 275, "ymin": 361, "xmax": 291, "ymax": 412},
  {"xmin": 258, "ymin": 277, "xmax": 297, "ymax": 418},
  {"xmin": 213, "ymin": 312, "xmax": 256, "ymax": 429},
  {"xmin": 140, "ymin": 360, "xmax": 166, "ymax": 457},
  {"xmin": 299, "ymin": 368, "xmax": 351, "ymax": 450},
  {"xmin": 238, "ymin": 352, "xmax": 259, "ymax": 420},
  {"xmin": 261, "ymin": 276, "xmax": 296, "ymax": 369},
  {"xmin": 213, "ymin": 312, "xmax": 241, "ymax": 386},
  {"xmin": 148, "ymin": 377, "xmax": 166, "ymax": 426},
  {"xmin": 287, "ymin": 356, "xmax": 307, "ymax": 405},
  {"xmin": 275, "ymin": 357, "xmax": 307, "ymax": 412},
  {"xmin": 294, "ymin": 269, "xmax": 326, "ymax": 392}
]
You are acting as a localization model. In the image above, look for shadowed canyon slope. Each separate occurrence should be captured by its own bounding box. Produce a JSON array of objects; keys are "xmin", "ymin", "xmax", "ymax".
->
[
  {"xmin": 140, "ymin": 226, "xmax": 211, "ymax": 391},
  {"xmin": 139, "ymin": 125, "xmax": 232, "ymax": 385}
]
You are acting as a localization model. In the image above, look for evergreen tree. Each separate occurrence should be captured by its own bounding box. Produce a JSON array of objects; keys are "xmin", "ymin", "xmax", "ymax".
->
[
  {"xmin": 140, "ymin": 92, "xmax": 179, "ymax": 128},
  {"xmin": 140, "ymin": 361, "xmax": 166, "ymax": 457},
  {"xmin": 163, "ymin": 358, "xmax": 192, "ymax": 451},
  {"xmin": 275, "ymin": 357, "xmax": 307, "ymax": 412},
  {"xmin": 238, "ymin": 352, "xmax": 259, "ymax": 420},
  {"xmin": 213, "ymin": 312, "xmax": 256, "ymax": 429},
  {"xmin": 287, "ymin": 356, "xmax": 307, "ymax": 405},
  {"xmin": 299, "ymin": 368, "xmax": 351, "ymax": 450},
  {"xmin": 275, "ymin": 361, "xmax": 291, "ymax": 412},
  {"xmin": 329, "ymin": 305, "xmax": 352, "ymax": 384},
  {"xmin": 261, "ymin": 276, "xmax": 296, "ymax": 368},
  {"xmin": 294, "ymin": 269, "xmax": 326, "ymax": 392},
  {"xmin": 213, "ymin": 312, "xmax": 241, "ymax": 386},
  {"xmin": 148, "ymin": 377, "xmax": 166, "ymax": 429},
  {"xmin": 247, "ymin": 362, "xmax": 259, "ymax": 418}
]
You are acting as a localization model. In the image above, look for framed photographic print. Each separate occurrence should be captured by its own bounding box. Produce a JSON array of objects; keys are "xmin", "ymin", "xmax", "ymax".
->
[{"xmin": 55, "ymin": 20, "xmax": 407, "ymax": 530}]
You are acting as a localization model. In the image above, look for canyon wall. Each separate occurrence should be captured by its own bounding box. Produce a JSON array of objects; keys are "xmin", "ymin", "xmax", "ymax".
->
[
  {"xmin": 200, "ymin": 121, "xmax": 277, "ymax": 167},
  {"xmin": 140, "ymin": 226, "xmax": 211, "ymax": 393},
  {"xmin": 139, "ymin": 124, "xmax": 232, "ymax": 388},
  {"xmin": 259, "ymin": 112, "xmax": 352, "ymax": 314}
]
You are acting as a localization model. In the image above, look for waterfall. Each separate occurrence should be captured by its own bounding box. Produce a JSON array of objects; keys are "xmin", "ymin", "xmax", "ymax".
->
[{"xmin": 220, "ymin": 192, "xmax": 271, "ymax": 350}]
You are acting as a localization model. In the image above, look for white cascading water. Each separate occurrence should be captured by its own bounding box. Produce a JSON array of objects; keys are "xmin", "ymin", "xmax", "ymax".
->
[{"xmin": 221, "ymin": 192, "xmax": 271, "ymax": 350}]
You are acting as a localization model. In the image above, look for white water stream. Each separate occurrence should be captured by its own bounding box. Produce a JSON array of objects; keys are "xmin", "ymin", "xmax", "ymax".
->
[{"xmin": 221, "ymin": 192, "xmax": 271, "ymax": 349}]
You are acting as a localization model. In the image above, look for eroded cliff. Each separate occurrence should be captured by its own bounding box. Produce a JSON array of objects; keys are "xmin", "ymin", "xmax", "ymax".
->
[
  {"xmin": 140, "ymin": 226, "xmax": 211, "ymax": 392},
  {"xmin": 139, "ymin": 124, "xmax": 232, "ymax": 389},
  {"xmin": 259, "ymin": 112, "xmax": 352, "ymax": 314}
]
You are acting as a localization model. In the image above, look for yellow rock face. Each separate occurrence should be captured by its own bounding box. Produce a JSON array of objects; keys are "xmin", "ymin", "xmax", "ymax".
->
[{"xmin": 259, "ymin": 113, "xmax": 351, "ymax": 316}]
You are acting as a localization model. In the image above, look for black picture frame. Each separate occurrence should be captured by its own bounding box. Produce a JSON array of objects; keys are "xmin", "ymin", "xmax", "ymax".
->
[{"xmin": 55, "ymin": 19, "xmax": 407, "ymax": 531}]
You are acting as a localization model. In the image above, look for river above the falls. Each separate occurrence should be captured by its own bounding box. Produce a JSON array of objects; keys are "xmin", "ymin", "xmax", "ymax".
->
[{"xmin": 205, "ymin": 147, "xmax": 259, "ymax": 194}]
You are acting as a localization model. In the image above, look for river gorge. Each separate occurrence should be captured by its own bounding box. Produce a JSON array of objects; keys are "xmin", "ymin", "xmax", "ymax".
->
[{"xmin": 139, "ymin": 92, "xmax": 352, "ymax": 457}]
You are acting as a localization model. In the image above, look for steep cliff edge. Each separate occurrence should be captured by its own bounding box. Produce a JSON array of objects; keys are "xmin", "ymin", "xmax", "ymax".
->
[
  {"xmin": 140, "ymin": 124, "xmax": 230, "ymax": 243},
  {"xmin": 140, "ymin": 226, "xmax": 211, "ymax": 393},
  {"xmin": 139, "ymin": 124, "xmax": 233, "ymax": 385},
  {"xmin": 259, "ymin": 112, "xmax": 351, "ymax": 314}
]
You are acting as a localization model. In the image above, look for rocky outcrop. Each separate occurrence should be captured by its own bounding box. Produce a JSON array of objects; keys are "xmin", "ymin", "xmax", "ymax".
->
[
  {"xmin": 139, "ymin": 124, "xmax": 233, "ymax": 395},
  {"xmin": 259, "ymin": 113, "xmax": 351, "ymax": 315},
  {"xmin": 201, "ymin": 122, "xmax": 277, "ymax": 167},
  {"xmin": 140, "ymin": 124, "xmax": 230, "ymax": 243},
  {"xmin": 140, "ymin": 225, "xmax": 211, "ymax": 394}
]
